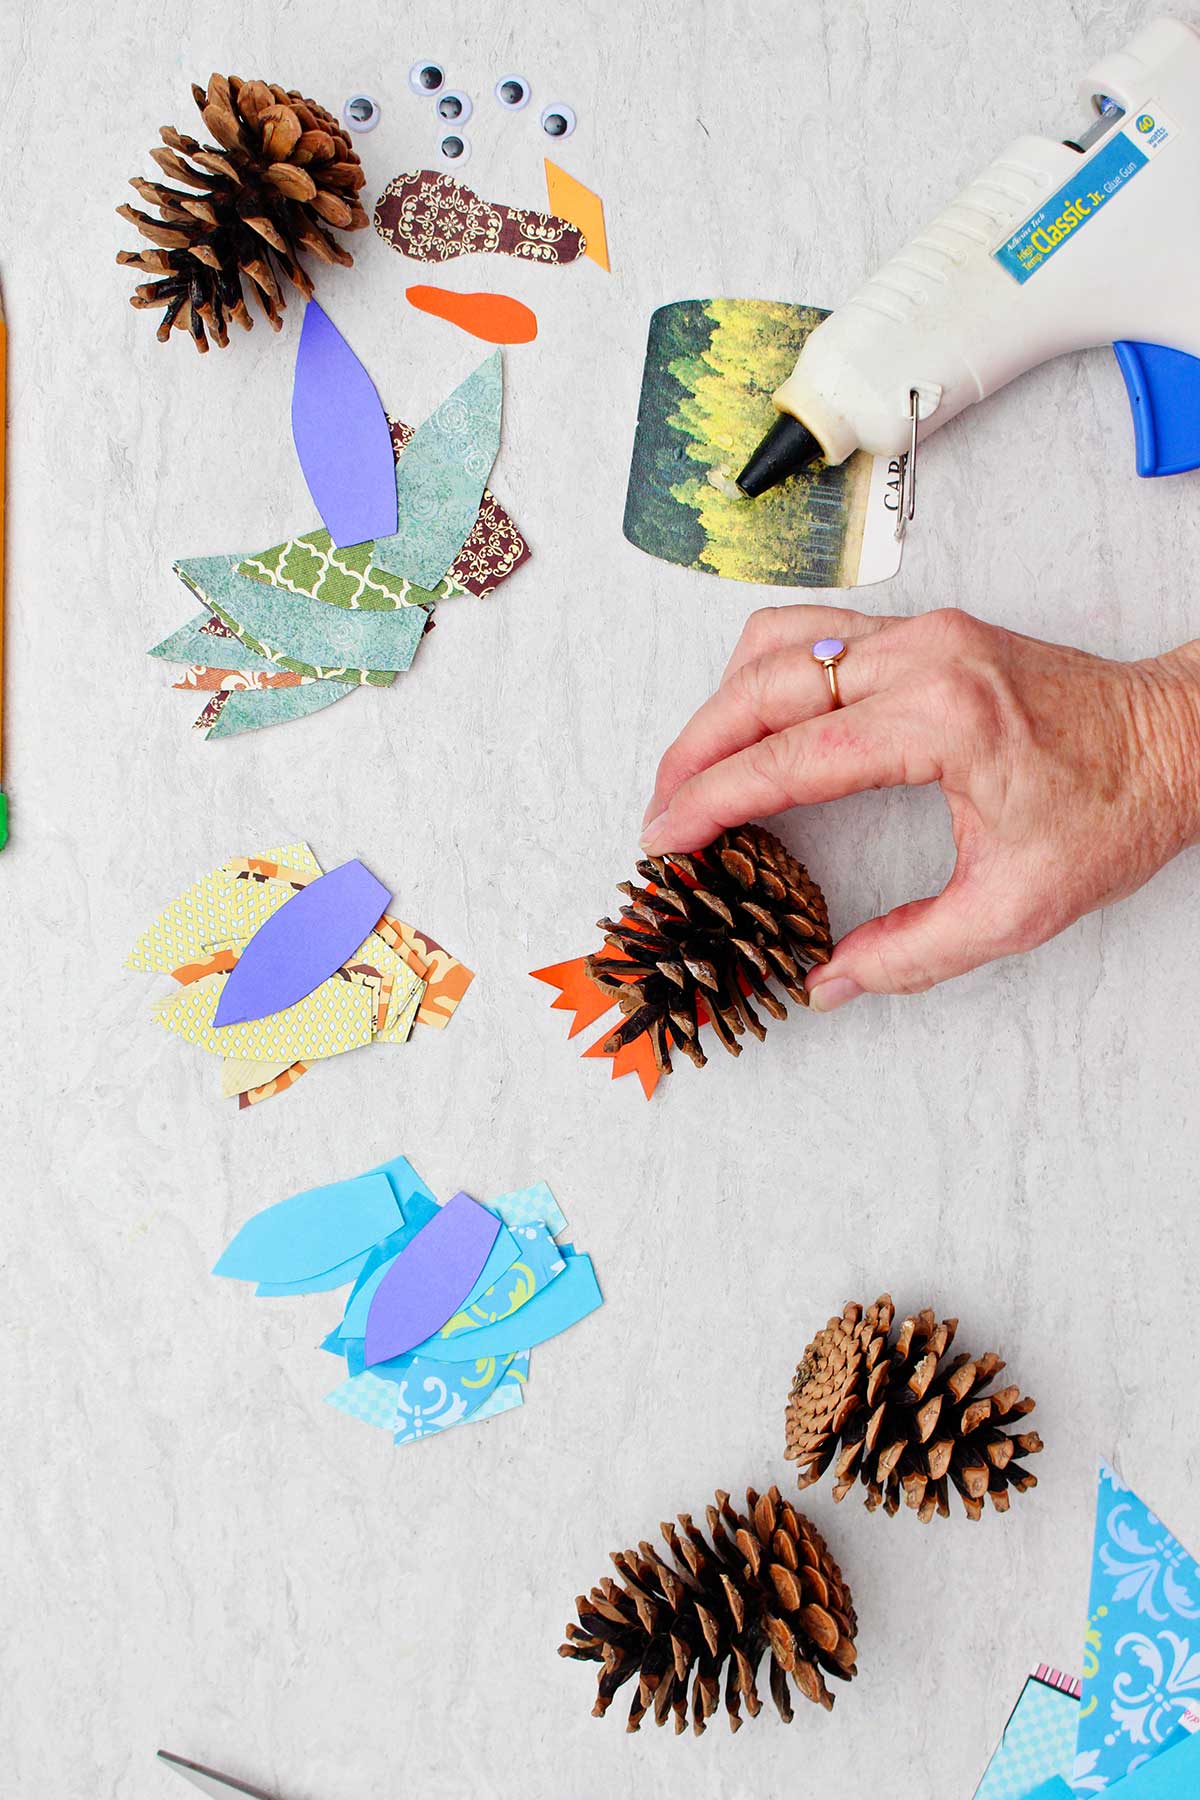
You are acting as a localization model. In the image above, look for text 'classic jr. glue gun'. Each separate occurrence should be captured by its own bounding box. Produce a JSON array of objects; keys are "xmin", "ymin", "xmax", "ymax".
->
[{"xmin": 737, "ymin": 16, "xmax": 1200, "ymax": 530}]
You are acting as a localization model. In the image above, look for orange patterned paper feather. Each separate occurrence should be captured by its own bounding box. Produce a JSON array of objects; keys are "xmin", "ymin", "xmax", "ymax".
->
[
  {"xmin": 223, "ymin": 860, "xmax": 473, "ymax": 1031},
  {"xmin": 171, "ymin": 948, "xmax": 238, "ymax": 985},
  {"xmin": 239, "ymin": 1060, "xmax": 310, "ymax": 1109},
  {"xmin": 377, "ymin": 915, "xmax": 474, "ymax": 1028},
  {"xmin": 173, "ymin": 666, "xmax": 305, "ymax": 692}
]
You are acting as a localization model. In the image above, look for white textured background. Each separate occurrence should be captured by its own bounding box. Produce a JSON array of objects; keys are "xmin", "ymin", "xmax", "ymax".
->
[{"xmin": 2, "ymin": 2, "xmax": 1198, "ymax": 1795}]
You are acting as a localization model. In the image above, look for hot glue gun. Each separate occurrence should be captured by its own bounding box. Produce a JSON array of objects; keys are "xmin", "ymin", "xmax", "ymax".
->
[{"xmin": 738, "ymin": 16, "xmax": 1200, "ymax": 531}]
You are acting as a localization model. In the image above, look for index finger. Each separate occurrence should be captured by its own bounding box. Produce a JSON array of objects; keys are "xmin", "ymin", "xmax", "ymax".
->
[
  {"xmin": 645, "ymin": 630, "xmax": 898, "ymax": 825},
  {"xmin": 641, "ymin": 694, "xmax": 943, "ymax": 855},
  {"xmin": 721, "ymin": 602, "xmax": 887, "ymax": 685}
]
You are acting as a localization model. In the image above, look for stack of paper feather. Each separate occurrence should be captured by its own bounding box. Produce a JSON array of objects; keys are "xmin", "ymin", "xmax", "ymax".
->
[
  {"xmin": 149, "ymin": 302, "xmax": 528, "ymax": 737},
  {"xmin": 126, "ymin": 842, "xmax": 472, "ymax": 1108},
  {"xmin": 214, "ymin": 1156, "xmax": 602, "ymax": 1445},
  {"xmin": 972, "ymin": 1462, "xmax": 1200, "ymax": 1797}
]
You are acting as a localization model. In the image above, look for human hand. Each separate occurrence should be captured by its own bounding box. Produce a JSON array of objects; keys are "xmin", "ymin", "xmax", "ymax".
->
[{"xmin": 641, "ymin": 605, "xmax": 1200, "ymax": 1007}]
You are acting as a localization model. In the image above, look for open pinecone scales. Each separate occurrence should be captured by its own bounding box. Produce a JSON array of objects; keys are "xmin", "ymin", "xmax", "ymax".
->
[
  {"xmin": 117, "ymin": 74, "xmax": 368, "ymax": 350},
  {"xmin": 785, "ymin": 1295, "xmax": 1043, "ymax": 1522},
  {"xmin": 586, "ymin": 824, "xmax": 831, "ymax": 1077},
  {"xmin": 560, "ymin": 1487, "xmax": 857, "ymax": 1735}
]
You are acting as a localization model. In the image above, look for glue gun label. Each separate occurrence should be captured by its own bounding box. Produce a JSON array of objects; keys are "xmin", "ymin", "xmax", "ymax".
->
[{"xmin": 993, "ymin": 103, "xmax": 1179, "ymax": 285}]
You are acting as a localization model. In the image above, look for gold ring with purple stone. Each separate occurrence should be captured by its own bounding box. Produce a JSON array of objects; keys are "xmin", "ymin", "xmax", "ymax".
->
[{"xmin": 812, "ymin": 637, "xmax": 848, "ymax": 709}]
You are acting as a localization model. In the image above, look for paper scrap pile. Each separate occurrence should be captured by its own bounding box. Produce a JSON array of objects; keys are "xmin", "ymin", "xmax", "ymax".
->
[
  {"xmin": 214, "ymin": 1156, "xmax": 602, "ymax": 1445},
  {"xmin": 150, "ymin": 302, "xmax": 528, "ymax": 737},
  {"xmin": 127, "ymin": 842, "xmax": 472, "ymax": 1107},
  {"xmin": 973, "ymin": 1461, "xmax": 1200, "ymax": 1797}
]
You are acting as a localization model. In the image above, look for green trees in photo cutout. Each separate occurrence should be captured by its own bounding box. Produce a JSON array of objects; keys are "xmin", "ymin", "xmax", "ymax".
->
[
  {"xmin": 623, "ymin": 299, "xmax": 712, "ymax": 569},
  {"xmin": 624, "ymin": 298, "xmax": 870, "ymax": 589}
]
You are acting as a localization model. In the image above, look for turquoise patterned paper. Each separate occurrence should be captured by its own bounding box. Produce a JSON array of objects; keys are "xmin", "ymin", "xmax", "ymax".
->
[
  {"xmin": 411, "ymin": 1251, "xmax": 600, "ymax": 1364},
  {"xmin": 390, "ymin": 1351, "xmax": 519, "ymax": 1443},
  {"xmin": 148, "ymin": 612, "xmax": 281, "ymax": 673},
  {"xmin": 325, "ymin": 1350, "xmax": 530, "ymax": 1442},
  {"xmin": 1074, "ymin": 1463, "xmax": 1200, "ymax": 1791},
  {"xmin": 469, "ymin": 1351, "xmax": 529, "ymax": 1425},
  {"xmin": 372, "ymin": 351, "xmax": 503, "ymax": 588},
  {"xmin": 975, "ymin": 1675, "xmax": 1078, "ymax": 1799},
  {"xmin": 218, "ymin": 1157, "xmax": 593, "ymax": 1452},
  {"xmin": 174, "ymin": 554, "xmax": 425, "ymax": 679},
  {"xmin": 206, "ymin": 681, "xmax": 358, "ymax": 738},
  {"xmin": 489, "ymin": 1180, "xmax": 568, "ymax": 1236},
  {"xmin": 1100, "ymin": 1733, "xmax": 1200, "ymax": 1794}
]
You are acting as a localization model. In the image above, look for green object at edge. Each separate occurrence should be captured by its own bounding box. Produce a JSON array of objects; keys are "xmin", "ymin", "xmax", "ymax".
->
[{"xmin": 0, "ymin": 791, "xmax": 8, "ymax": 850}]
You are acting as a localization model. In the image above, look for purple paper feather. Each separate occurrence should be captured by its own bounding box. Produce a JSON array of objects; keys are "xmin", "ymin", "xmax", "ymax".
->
[
  {"xmin": 364, "ymin": 1193, "xmax": 501, "ymax": 1366},
  {"xmin": 212, "ymin": 859, "xmax": 390, "ymax": 1028},
  {"xmin": 291, "ymin": 300, "xmax": 398, "ymax": 548}
]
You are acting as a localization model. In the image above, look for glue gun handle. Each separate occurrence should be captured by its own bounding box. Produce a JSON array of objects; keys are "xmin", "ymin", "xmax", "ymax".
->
[{"xmin": 1114, "ymin": 341, "xmax": 1200, "ymax": 478}]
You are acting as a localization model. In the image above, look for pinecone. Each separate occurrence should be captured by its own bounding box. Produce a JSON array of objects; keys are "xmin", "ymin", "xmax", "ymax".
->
[
  {"xmin": 585, "ymin": 824, "xmax": 831, "ymax": 1077},
  {"xmin": 116, "ymin": 74, "xmax": 368, "ymax": 351},
  {"xmin": 785, "ymin": 1295, "xmax": 1043, "ymax": 1523},
  {"xmin": 559, "ymin": 1486, "xmax": 857, "ymax": 1735}
]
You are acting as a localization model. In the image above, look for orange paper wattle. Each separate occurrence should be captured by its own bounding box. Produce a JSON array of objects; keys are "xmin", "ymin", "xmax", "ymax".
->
[
  {"xmin": 405, "ymin": 286, "xmax": 539, "ymax": 345},
  {"xmin": 530, "ymin": 955, "xmax": 665, "ymax": 1101}
]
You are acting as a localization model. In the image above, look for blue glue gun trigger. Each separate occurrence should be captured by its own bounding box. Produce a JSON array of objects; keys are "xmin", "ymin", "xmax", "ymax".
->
[{"xmin": 1114, "ymin": 340, "xmax": 1200, "ymax": 478}]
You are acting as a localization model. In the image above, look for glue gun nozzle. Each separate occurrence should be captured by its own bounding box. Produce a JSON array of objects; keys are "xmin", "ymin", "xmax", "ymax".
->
[{"xmin": 736, "ymin": 413, "xmax": 824, "ymax": 498}]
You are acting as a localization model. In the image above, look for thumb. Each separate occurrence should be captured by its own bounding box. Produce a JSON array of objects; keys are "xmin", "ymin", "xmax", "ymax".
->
[{"xmin": 806, "ymin": 882, "xmax": 993, "ymax": 1008}]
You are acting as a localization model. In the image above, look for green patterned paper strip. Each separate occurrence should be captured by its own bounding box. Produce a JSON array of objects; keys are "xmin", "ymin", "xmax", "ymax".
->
[{"xmin": 237, "ymin": 528, "xmax": 462, "ymax": 612}]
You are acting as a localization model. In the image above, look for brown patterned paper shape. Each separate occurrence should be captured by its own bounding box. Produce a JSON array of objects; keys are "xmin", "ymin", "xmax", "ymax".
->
[{"xmin": 374, "ymin": 170, "xmax": 585, "ymax": 266}]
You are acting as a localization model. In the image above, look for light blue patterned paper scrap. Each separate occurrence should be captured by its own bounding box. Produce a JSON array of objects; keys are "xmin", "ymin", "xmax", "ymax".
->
[
  {"xmin": 389, "ymin": 1352, "xmax": 519, "ymax": 1443},
  {"xmin": 489, "ymin": 1181, "xmax": 568, "ymax": 1237},
  {"xmin": 456, "ymin": 1350, "xmax": 529, "ymax": 1432},
  {"xmin": 326, "ymin": 1353, "xmax": 529, "ymax": 1444},
  {"xmin": 1073, "ymin": 1463, "xmax": 1200, "ymax": 1793},
  {"xmin": 324, "ymin": 1370, "xmax": 402, "ymax": 1432},
  {"xmin": 974, "ymin": 1675, "xmax": 1078, "ymax": 1799}
]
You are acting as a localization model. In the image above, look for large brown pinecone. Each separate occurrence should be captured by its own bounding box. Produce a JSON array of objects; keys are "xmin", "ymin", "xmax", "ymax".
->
[
  {"xmin": 559, "ymin": 1486, "xmax": 857, "ymax": 1735},
  {"xmin": 785, "ymin": 1295, "xmax": 1043, "ymax": 1523},
  {"xmin": 586, "ymin": 824, "xmax": 832, "ymax": 1077},
  {"xmin": 116, "ymin": 74, "xmax": 368, "ymax": 351}
]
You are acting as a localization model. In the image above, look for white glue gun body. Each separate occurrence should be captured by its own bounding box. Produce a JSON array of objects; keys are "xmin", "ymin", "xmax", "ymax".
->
[{"xmin": 741, "ymin": 17, "xmax": 1200, "ymax": 497}]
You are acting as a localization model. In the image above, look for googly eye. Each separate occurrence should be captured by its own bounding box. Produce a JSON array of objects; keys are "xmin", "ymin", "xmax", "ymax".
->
[
  {"xmin": 539, "ymin": 102, "xmax": 576, "ymax": 139},
  {"xmin": 436, "ymin": 90, "xmax": 473, "ymax": 124},
  {"xmin": 494, "ymin": 74, "xmax": 531, "ymax": 111},
  {"xmin": 437, "ymin": 132, "xmax": 471, "ymax": 165},
  {"xmin": 342, "ymin": 94, "xmax": 381, "ymax": 132},
  {"xmin": 408, "ymin": 60, "xmax": 446, "ymax": 96}
]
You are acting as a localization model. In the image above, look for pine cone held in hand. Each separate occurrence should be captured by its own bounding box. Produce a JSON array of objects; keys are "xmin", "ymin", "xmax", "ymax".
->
[
  {"xmin": 117, "ymin": 74, "xmax": 368, "ymax": 351},
  {"xmin": 785, "ymin": 1295, "xmax": 1043, "ymax": 1522},
  {"xmin": 586, "ymin": 824, "xmax": 832, "ymax": 1078},
  {"xmin": 560, "ymin": 1487, "xmax": 857, "ymax": 1735}
]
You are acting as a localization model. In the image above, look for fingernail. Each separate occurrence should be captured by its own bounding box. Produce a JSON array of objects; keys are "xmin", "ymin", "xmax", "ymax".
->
[
  {"xmin": 808, "ymin": 976, "xmax": 863, "ymax": 1014},
  {"xmin": 640, "ymin": 812, "xmax": 669, "ymax": 852},
  {"xmin": 641, "ymin": 795, "xmax": 661, "ymax": 829}
]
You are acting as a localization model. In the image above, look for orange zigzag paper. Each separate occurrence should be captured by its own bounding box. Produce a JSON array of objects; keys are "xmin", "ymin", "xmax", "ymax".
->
[{"xmin": 530, "ymin": 954, "xmax": 663, "ymax": 1101}]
